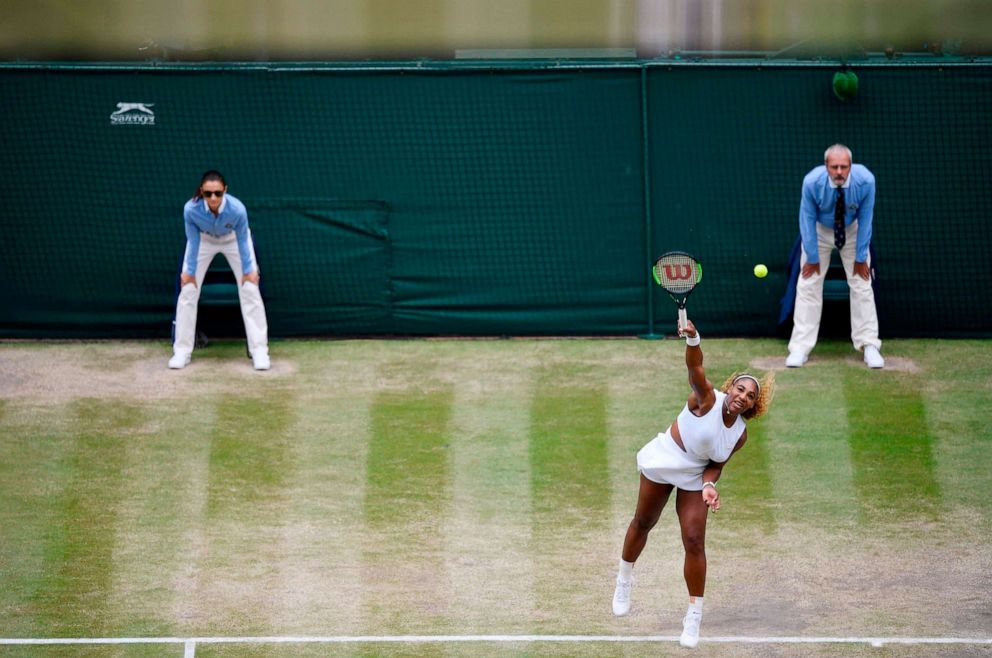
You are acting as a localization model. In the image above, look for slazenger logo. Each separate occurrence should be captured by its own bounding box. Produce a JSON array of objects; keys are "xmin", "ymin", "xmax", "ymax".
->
[{"xmin": 110, "ymin": 102, "xmax": 155, "ymax": 125}]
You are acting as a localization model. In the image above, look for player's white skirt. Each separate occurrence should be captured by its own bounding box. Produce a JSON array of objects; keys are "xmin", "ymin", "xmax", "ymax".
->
[{"xmin": 636, "ymin": 428, "xmax": 707, "ymax": 491}]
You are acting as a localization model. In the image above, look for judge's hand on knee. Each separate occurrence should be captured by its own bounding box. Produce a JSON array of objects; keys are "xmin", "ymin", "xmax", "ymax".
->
[
  {"xmin": 801, "ymin": 263, "xmax": 820, "ymax": 279},
  {"xmin": 180, "ymin": 273, "xmax": 196, "ymax": 288},
  {"xmin": 243, "ymin": 271, "xmax": 260, "ymax": 286},
  {"xmin": 853, "ymin": 261, "xmax": 870, "ymax": 280}
]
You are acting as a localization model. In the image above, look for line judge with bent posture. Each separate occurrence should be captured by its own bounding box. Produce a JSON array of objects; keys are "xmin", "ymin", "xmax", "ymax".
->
[
  {"xmin": 787, "ymin": 144, "xmax": 884, "ymax": 369},
  {"xmin": 169, "ymin": 170, "xmax": 270, "ymax": 370},
  {"xmin": 612, "ymin": 320, "xmax": 774, "ymax": 648}
]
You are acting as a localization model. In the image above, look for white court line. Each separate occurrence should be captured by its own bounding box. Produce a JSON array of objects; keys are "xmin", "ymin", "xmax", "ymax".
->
[{"xmin": 2, "ymin": 635, "xmax": 991, "ymax": 646}]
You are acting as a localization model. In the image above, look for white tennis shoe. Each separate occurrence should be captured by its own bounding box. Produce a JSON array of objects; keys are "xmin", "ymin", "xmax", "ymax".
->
[
  {"xmin": 680, "ymin": 607, "xmax": 702, "ymax": 648},
  {"xmin": 612, "ymin": 577, "xmax": 632, "ymax": 616},
  {"xmin": 785, "ymin": 350, "xmax": 808, "ymax": 368},
  {"xmin": 864, "ymin": 345, "xmax": 884, "ymax": 369},
  {"xmin": 252, "ymin": 350, "xmax": 271, "ymax": 371},
  {"xmin": 168, "ymin": 352, "xmax": 191, "ymax": 369}
]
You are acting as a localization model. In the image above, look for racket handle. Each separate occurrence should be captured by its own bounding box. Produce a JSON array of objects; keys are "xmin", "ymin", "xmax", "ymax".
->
[{"xmin": 678, "ymin": 307, "xmax": 687, "ymax": 337}]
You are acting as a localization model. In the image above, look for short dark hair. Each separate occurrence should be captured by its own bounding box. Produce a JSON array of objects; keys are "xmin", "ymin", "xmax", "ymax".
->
[{"xmin": 193, "ymin": 170, "xmax": 226, "ymax": 200}]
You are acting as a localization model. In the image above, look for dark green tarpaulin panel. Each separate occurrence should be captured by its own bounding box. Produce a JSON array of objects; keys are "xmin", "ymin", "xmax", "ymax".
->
[
  {"xmin": 0, "ymin": 65, "xmax": 645, "ymax": 337},
  {"xmin": 648, "ymin": 64, "xmax": 992, "ymax": 337},
  {"xmin": 251, "ymin": 200, "xmax": 392, "ymax": 334},
  {"xmin": 0, "ymin": 61, "xmax": 989, "ymax": 338}
]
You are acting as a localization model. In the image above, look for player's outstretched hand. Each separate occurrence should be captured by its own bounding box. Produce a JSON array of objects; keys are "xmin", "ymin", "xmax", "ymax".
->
[
  {"xmin": 703, "ymin": 485, "xmax": 720, "ymax": 512},
  {"xmin": 682, "ymin": 319, "xmax": 698, "ymax": 339}
]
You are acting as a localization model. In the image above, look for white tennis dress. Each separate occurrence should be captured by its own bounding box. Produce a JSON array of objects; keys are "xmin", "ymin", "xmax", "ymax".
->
[{"xmin": 636, "ymin": 391, "xmax": 745, "ymax": 490}]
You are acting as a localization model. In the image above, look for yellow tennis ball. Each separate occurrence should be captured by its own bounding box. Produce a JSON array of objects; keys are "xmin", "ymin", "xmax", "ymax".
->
[{"xmin": 753, "ymin": 264, "xmax": 768, "ymax": 278}]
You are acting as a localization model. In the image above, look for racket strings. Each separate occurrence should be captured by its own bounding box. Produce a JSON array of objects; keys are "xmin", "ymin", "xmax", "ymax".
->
[{"xmin": 653, "ymin": 255, "xmax": 700, "ymax": 295}]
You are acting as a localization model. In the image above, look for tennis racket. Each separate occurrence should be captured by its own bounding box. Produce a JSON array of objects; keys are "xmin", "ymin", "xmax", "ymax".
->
[{"xmin": 652, "ymin": 251, "xmax": 703, "ymax": 336}]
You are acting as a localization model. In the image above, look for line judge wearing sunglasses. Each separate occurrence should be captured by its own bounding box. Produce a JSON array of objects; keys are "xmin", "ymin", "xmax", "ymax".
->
[{"xmin": 169, "ymin": 170, "xmax": 270, "ymax": 370}]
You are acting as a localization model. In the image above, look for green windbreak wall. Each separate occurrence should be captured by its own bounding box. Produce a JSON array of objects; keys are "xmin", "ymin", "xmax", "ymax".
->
[
  {"xmin": 648, "ymin": 64, "xmax": 992, "ymax": 337},
  {"xmin": 0, "ymin": 65, "xmax": 644, "ymax": 338},
  {"xmin": 0, "ymin": 61, "xmax": 989, "ymax": 338}
]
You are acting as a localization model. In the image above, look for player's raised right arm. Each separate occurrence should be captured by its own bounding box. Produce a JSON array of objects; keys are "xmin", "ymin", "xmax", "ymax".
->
[{"xmin": 683, "ymin": 320, "xmax": 715, "ymax": 411}]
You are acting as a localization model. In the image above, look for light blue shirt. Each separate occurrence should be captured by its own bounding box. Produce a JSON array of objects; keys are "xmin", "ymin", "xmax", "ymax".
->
[
  {"xmin": 799, "ymin": 163, "xmax": 875, "ymax": 264},
  {"xmin": 182, "ymin": 193, "xmax": 256, "ymax": 276}
]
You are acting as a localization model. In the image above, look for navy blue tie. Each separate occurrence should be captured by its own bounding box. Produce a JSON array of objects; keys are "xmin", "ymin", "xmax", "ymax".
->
[{"xmin": 834, "ymin": 187, "xmax": 846, "ymax": 249}]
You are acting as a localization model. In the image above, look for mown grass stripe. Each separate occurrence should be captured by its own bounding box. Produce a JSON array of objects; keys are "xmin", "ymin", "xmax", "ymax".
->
[
  {"xmin": 605, "ymin": 375, "xmax": 658, "ymax": 526},
  {"xmin": 164, "ymin": 403, "xmax": 216, "ymax": 636},
  {"xmin": 206, "ymin": 393, "xmax": 296, "ymax": 512},
  {"xmin": 843, "ymin": 371, "xmax": 941, "ymax": 522},
  {"xmin": 364, "ymin": 387, "xmax": 455, "ymax": 629},
  {"xmin": 762, "ymin": 371, "xmax": 857, "ymax": 526},
  {"xmin": 529, "ymin": 367, "xmax": 610, "ymax": 625},
  {"xmin": 202, "ymin": 392, "xmax": 297, "ymax": 635},
  {"xmin": 110, "ymin": 403, "xmax": 217, "ymax": 638},
  {"xmin": 718, "ymin": 417, "xmax": 777, "ymax": 535},
  {"xmin": 915, "ymin": 341, "xmax": 992, "ymax": 501},
  {"xmin": 0, "ymin": 406, "xmax": 72, "ymax": 638},
  {"xmin": 271, "ymin": 391, "xmax": 373, "ymax": 635},
  {"xmin": 529, "ymin": 370, "xmax": 610, "ymax": 518},
  {"xmin": 35, "ymin": 400, "xmax": 143, "ymax": 636},
  {"xmin": 446, "ymin": 359, "xmax": 535, "ymax": 630}
]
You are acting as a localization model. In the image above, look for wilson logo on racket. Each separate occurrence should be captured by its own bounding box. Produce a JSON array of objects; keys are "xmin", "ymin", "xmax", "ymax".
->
[
  {"xmin": 663, "ymin": 264, "xmax": 694, "ymax": 280},
  {"xmin": 652, "ymin": 251, "xmax": 703, "ymax": 336}
]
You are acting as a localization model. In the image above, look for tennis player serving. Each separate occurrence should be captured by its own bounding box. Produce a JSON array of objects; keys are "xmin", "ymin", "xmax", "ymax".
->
[{"xmin": 611, "ymin": 319, "xmax": 774, "ymax": 648}]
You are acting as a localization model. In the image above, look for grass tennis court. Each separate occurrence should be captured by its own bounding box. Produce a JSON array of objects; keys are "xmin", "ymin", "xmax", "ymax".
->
[{"xmin": 1, "ymin": 337, "xmax": 990, "ymax": 657}]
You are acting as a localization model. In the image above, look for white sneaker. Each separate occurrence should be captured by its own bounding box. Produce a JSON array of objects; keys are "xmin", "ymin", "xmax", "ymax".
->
[
  {"xmin": 612, "ymin": 577, "xmax": 632, "ymax": 616},
  {"xmin": 168, "ymin": 353, "xmax": 191, "ymax": 369},
  {"xmin": 680, "ymin": 607, "xmax": 702, "ymax": 648},
  {"xmin": 785, "ymin": 351, "xmax": 808, "ymax": 368},
  {"xmin": 864, "ymin": 345, "xmax": 884, "ymax": 369},
  {"xmin": 252, "ymin": 351, "xmax": 271, "ymax": 371}
]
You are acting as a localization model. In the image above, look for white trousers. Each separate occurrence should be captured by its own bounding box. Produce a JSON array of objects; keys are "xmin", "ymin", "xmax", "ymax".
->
[
  {"xmin": 173, "ymin": 232, "xmax": 269, "ymax": 357},
  {"xmin": 788, "ymin": 221, "xmax": 881, "ymax": 356}
]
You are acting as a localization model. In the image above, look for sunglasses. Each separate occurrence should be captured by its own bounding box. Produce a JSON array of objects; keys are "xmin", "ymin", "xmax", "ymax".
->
[{"xmin": 201, "ymin": 190, "xmax": 225, "ymax": 198}]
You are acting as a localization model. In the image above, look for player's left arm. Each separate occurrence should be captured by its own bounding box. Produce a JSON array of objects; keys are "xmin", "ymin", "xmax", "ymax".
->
[
  {"xmin": 799, "ymin": 180, "xmax": 822, "ymax": 278},
  {"xmin": 232, "ymin": 203, "xmax": 259, "ymax": 282},
  {"xmin": 181, "ymin": 206, "xmax": 200, "ymax": 286},
  {"xmin": 854, "ymin": 171, "xmax": 876, "ymax": 280},
  {"xmin": 701, "ymin": 430, "xmax": 748, "ymax": 511}
]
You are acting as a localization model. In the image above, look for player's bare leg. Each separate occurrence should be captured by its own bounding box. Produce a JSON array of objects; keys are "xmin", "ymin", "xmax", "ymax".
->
[
  {"xmin": 613, "ymin": 475, "xmax": 674, "ymax": 616},
  {"xmin": 676, "ymin": 487, "xmax": 709, "ymax": 647}
]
